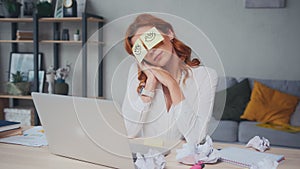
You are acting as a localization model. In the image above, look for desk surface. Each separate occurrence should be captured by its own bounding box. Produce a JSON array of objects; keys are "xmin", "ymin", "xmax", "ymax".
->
[{"xmin": 0, "ymin": 141, "xmax": 299, "ymax": 169}]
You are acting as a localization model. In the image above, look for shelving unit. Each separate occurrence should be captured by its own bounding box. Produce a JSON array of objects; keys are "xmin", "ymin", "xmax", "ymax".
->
[{"xmin": 0, "ymin": 13, "xmax": 105, "ymax": 121}]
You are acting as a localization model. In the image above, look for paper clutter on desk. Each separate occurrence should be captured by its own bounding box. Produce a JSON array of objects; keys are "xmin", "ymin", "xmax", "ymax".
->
[
  {"xmin": 250, "ymin": 158, "xmax": 279, "ymax": 169},
  {"xmin": 0, "ymin": 126, "xmax": 48, "ymax": 147},
  {"xmin": 246, "ymin": 136, "xmax": 270, "ymax": 152},
  {"xmin": 135, "ymin": 149, "xmax": 166, "ymax": 169},
  {"xmin": 176, "ymin": 135, "xmax": 220, "ymax": 165}
]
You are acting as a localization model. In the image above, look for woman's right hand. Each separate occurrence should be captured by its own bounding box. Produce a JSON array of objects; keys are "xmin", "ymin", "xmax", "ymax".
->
[
  {"xmin": 138, "ymin": 62, "xmax": 158, "ymax": 89},
  {"xmin": 138, "ymin": 62, "xmax": 158, "ymax": 102}
]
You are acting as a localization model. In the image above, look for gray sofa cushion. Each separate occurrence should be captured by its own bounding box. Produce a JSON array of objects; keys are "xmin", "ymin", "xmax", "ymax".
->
[
  {"xmin": 217, "ymin": 79, "xmax": 251, "ymax": 121},
  {"xmin": 238, "ymin": 121, "xmax": 300, "ymax": 148},
  {"xmin": 213, "ymin": 77, "xmax": 238, "ymax": 119},
  {"xmin": 246, "ymin": 78, "xmax": 300, "ymax": 97},
  {"xmin": 210, "ymin": 120, "xmax": 239, "ymax": 142}
]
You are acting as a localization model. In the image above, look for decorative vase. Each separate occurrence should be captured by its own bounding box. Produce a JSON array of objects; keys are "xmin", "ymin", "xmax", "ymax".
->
[
  {"xmin": 62, "ymin": 29, "xmax": 69, "ymax": 40},
  {"xmin": 54, "ymin": 79, "xmax": 69, "ymax": 95},
  {"xmin": 46, "ymin": 74, "xmax": 55, "ymax": 94}
]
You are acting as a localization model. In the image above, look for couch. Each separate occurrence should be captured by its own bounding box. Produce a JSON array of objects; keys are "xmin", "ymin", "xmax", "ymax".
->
[{"xmin": 209, "ymin": 77, "xmax": 300, "ymax": 148}]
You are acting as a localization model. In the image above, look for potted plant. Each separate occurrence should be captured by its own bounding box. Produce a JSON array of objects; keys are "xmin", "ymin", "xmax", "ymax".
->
[
  {"xmin": 36, "ymin": 1, "xmax": 53, "ymax": 17},
  {"xmin": 1, "ymin": 0, "xmax": 22, "ymax": 18},
  {"xmin": 6, "ymin": 71, "xmax": 30, "ymax": 95},
  {"xmin": 73, "ymin": 29, "xmax": 80, "ymax": 41}
]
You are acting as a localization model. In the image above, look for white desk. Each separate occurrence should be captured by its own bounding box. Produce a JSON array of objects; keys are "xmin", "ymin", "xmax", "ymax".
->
[{"xmin": 0, "ymin": 141, "xmax": 299, "ymax": 169}]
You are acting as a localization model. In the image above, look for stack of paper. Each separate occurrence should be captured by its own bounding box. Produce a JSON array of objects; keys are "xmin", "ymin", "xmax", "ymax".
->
[{"xmin": 0, "ymin": 126, "xmax": 48, "ymax": 147}]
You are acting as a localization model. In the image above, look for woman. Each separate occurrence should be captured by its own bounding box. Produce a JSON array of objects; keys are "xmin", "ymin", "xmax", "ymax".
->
[{"xmin": 122, "ymin": 14, "xmax": 218, "ymax": 145}]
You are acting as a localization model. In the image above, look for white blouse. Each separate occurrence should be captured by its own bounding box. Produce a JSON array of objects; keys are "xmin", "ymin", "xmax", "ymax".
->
[{"xmin": 122, "ymin": 63, "xmax": 218, "ymax": 144}]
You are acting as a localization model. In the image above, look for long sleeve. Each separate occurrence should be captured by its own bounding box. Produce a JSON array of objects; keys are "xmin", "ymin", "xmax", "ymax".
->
[
  {"xmin": 122, "ymin": 64, "xmax": 218, "ymax": 143},
  {"xmin": 122, "ymin": 63, "xmax": 151, "ymax": 138},
  {"xmin": 172, "ymin": 67, "xmax": 218, "ymax": 144}
]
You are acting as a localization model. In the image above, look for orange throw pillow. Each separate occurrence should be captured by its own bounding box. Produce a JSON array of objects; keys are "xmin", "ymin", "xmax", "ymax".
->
[{"xmin": 241, "ymin": 81, "xmax": 299, "ymax": 125}]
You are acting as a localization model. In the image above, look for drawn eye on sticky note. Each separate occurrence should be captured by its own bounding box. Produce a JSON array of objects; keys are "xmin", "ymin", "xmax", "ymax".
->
[
  {"xmin": 140, "ymin": 27, "xmax": 164, "ymax": 50},
  {"xmin": 132, "ymin": 39, "xmax": 147, "ymax": 63}
]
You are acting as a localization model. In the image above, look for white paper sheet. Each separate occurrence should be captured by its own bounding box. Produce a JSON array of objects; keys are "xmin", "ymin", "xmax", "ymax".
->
[
  {"xmin": 0, "ymin": 126, "xmax": 48, "ymax": 147},
  {"xmin": 176, "ymin": 135, "xmax": 220, "ymax": 165}
]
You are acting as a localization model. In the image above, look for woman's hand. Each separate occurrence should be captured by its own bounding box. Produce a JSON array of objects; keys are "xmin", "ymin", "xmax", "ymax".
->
[
  {"xmin": 138, "ymin": 62, "xmax": 159, "ymax": 103},
  {"xmin": 139, "ymin": 62, "xmax": 158, "ymax": 90},
  {"xmin": 143, "ymin": 63, "xmax": 174, "ymax": 87},
  {"xmin": 143, "ymin": 63, "xmax": 185, "ymax": 104}
]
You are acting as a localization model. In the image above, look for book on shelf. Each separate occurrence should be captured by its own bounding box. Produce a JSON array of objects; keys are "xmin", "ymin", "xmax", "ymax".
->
[
  {"xmin": 16, "ymin": 36, "xmax": 33, "ymax": 40},
  {"xmin": 0, "ymin": 120, "xmax": 21, "ymax": 132},
  {"xmin": 16, "ymin": 30, "xmax": 33, "ymax": 40},
  {"xmin": 16, "ymin": 30, "xmax": 33, "ymax": 36},
  {"xmin": 0, "ymin": 127, "xmax": 22, "ymax": 138},
  {"xmin": 219, "ymin": 147, "xmax": 284, "ymax": 168}
]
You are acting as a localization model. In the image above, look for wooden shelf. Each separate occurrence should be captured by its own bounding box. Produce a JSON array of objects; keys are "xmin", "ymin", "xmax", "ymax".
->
[
  {"xmin": 0, "ymin": 40, "xmax": 104, "ymax": 44},
  {"xmin": 40, "ymin": 40, "xmax": 104, "ymax": 44},
  {"xmin": 39, "ymin": 17, "xmax": 104, "ymax": 23},
  {"xmin": 0, "ymin": 40, "xmax": 33, "ymax": 43},
  {"xmin": 0, "ymin": 13, "xmax": 104, "ymax": 97},
  {"xmin": 0, "ymin": 18, "xmax": 33, "ymax": 22},
  {"xmin": 41, "ymin": 40, "xmax": 82, "ymax": 44},
  {"xmin": 0, "ymin": 17, "xmax": 104, "ymax": 23},
  {"xmin": 0, "ymin": 94, "xmax": 32, "ymax": 100}
]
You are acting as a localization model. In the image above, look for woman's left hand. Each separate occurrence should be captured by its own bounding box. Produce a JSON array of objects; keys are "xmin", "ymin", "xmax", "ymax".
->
[
  {"xmin": 143, "ymin": 63, "xmax": 185, "ymax": 104},
  {"xmin": 143, "ymin": 63, "xmax": 175, "ymax": 87}
]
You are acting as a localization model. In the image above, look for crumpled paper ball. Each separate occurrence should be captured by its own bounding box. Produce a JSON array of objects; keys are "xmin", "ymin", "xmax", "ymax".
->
[
  {"xmin": 176, "ymin": 135, "xmax": 220, "ymax": 165},
  {"xmin": 250, "ymin": 158, "xmax": 279, "ymax": 169},
  {"xmin": 246, "ymin": 136, "xmax": 270, "ymax": 152},
  {"xmin": 135, "ymin": 149, "xmax": 166, "ymax": 169}
]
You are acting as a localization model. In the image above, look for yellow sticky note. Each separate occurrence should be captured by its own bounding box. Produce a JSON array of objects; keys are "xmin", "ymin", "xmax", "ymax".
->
[
  {"xmin": 144, "ymin": 138, "xmax": 164, "ymax": 148},
  {"xmin": 140, "ymin": 27, "xmax": 164, "ymax": 50},
  {"xmin": 132, "ymin": 39, "xmax": 147, "ymax": 63}
]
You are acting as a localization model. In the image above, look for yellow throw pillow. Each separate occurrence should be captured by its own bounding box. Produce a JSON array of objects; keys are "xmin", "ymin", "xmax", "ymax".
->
[{"xmin": 241, "ymin": 81, "xmax": 299, "ymax": 125}]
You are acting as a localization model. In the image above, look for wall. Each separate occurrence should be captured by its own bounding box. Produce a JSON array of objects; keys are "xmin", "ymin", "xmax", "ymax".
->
[
  {"xmin": 85, "ymin": 0, "xmax": 300, "ymax": 99},
  {"xmin": 1, "ymin": 0, "xmax": 300, "ymax": 99}
]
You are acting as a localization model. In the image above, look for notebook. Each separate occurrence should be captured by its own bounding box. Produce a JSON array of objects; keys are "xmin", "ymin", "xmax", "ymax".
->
[
  {"xmin": 32, "ymin": 93, "xmax": 170, "ymax": 169},
  {"xmin": 219, "ymin": 147, "xmax": 284, "ymax": 168},
  {"xmin": 0, "ymin": 120, "xmax": 21, "ymax": 132}
]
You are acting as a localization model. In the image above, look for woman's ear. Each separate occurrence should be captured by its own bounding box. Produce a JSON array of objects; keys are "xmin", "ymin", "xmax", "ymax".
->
[{"xmin": 167, "ymin": 29, "xmax": 175, "ymax": 41}]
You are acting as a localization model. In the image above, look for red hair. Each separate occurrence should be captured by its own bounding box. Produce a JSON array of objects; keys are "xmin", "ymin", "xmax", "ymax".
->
[{"xmin": 124, "ymin": 14, "xmax": 200, "ymax": 93}]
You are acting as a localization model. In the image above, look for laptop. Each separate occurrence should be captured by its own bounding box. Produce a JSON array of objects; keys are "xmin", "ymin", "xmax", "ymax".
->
[{"xmin": 32, "ymin": 92, "xmax": 170, "ymax": 169}]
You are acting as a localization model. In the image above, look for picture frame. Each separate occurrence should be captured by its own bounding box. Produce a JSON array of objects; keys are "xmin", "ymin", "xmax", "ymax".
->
[
  {"xmin": 8, "ymin": 52, "xmax": 43, "ymax": 82},
  {"xmin": 245, "ymin": 0, "xmax": 286, "ymax": 8},
  {"xmin": 28, "ymin": 70, "xmax": 45, "ymax": 93}
]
